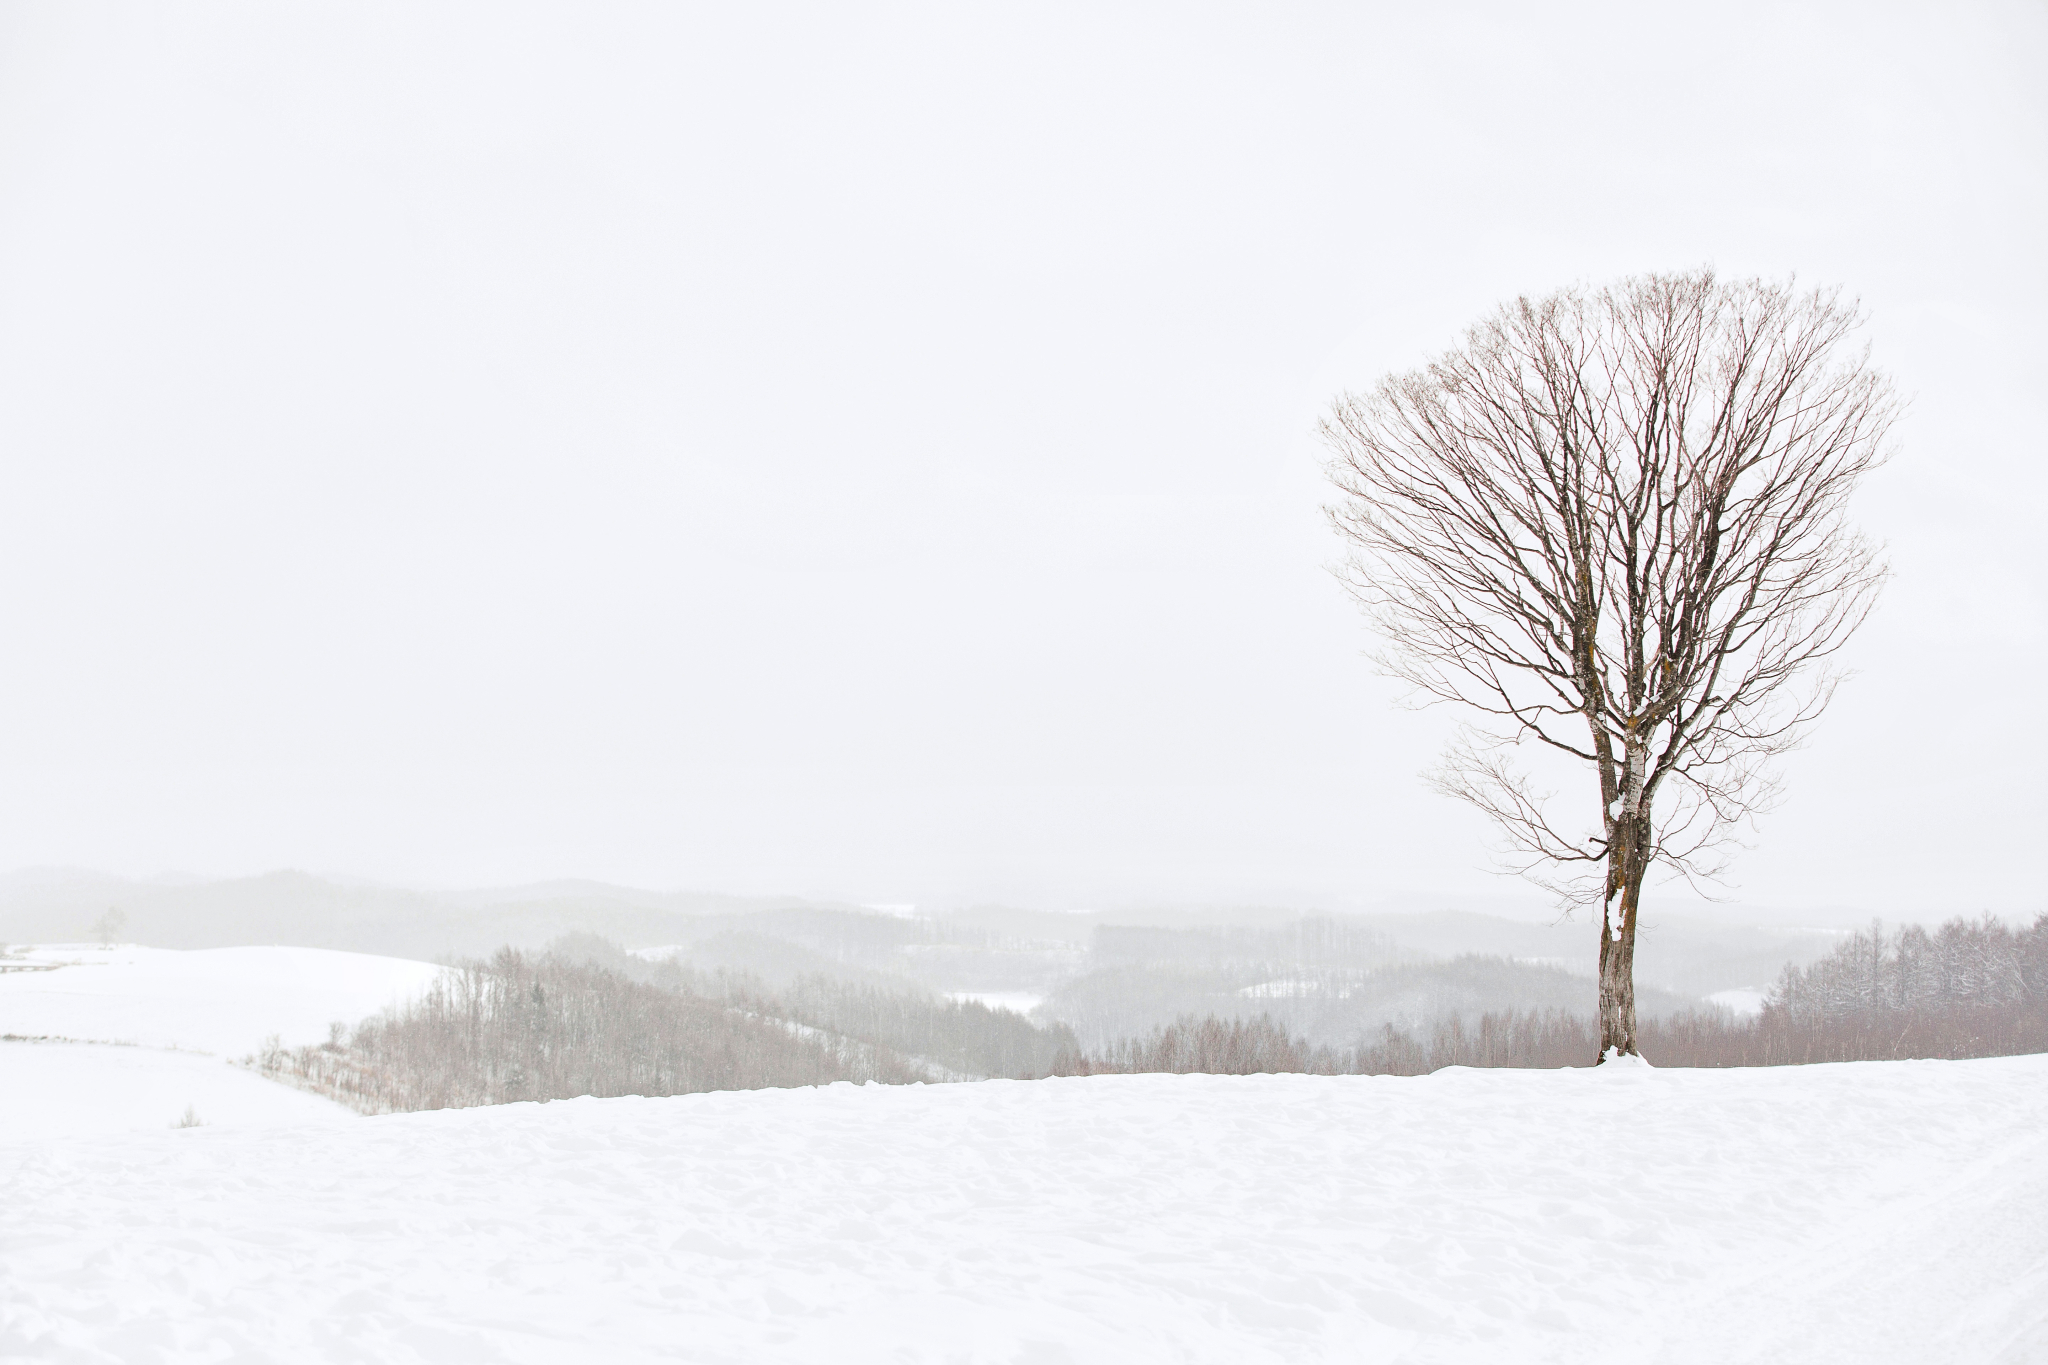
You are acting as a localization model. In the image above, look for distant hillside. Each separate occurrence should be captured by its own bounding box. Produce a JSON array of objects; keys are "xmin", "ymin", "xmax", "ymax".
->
[
  {"xmin": 1040, "ymin": 953, "xmax": 1705, "ymax": 1050},
  {"xmin": 1346, "ymin": 909, "xmax": 1850, "ymax": 1000},
  {"xmin": 1, "ymin": 870, "xmax": 1893, "ymax": 1044}
]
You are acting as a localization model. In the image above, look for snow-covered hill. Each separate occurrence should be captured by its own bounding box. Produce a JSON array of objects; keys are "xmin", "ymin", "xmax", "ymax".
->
[
  {"xmin": 0, "ymin": 943, "xmax": 445, "ymax": 1139},
  {"xmin": 0, "ymin": 943, "xmax": 445, "ymax": 1055},
  {"xmin": 0, "ymin": 1040, "xmax": 354, "ymax": 1140},
  {"xmin": 5, "ymin": 1055, "xmax": 2043, "ymax": 1363}
]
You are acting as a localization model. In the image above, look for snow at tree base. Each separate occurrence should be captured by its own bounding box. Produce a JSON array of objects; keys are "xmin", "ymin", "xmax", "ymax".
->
[{"xmin": 5, "ymin": 1054, "xmax": 2044, "ymax": 1363}]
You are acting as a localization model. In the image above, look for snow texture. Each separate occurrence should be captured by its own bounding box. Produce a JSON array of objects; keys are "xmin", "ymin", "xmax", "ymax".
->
[
  {"xmin": 6, "ymin": 1055, "xmax": 2045, "ymax": 1363},
  {"xmin": 0, "ymin": 1040, "xmax": 354, "ymax": 1140},
  {"xmin": 0, "ymin": 943, "xmax": 440, "ymax": 1142},
  {"xmin": 0, "ymin": 944, "xmax": 445, "ymax": 1056}
]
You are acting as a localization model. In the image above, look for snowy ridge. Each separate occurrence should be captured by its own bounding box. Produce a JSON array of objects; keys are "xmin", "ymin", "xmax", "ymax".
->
[{"xmin": 5, "ymin": 1055, "xmax": 2045, "ymax": 1363}]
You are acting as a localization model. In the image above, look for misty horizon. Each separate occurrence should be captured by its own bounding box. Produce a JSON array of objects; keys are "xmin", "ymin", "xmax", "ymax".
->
[
  {"xmin": 0, "ymin": 6, "xmax": 2040, "ymax": 919},
  {"xmin": 0, "ymin": 861, "xmax": 1987, "ymax": 932}
]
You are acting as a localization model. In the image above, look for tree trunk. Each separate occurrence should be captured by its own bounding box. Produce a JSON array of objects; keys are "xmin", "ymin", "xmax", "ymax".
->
[{"xmin": 1597, "ymin": 865, "xmax": 1642, "ymax": 1061}]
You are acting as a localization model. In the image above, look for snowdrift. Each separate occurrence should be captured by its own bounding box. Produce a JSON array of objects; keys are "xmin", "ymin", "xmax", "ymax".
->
[{"xmin": 5, "ymin": 1054, "xmax": 2044, "ymax": 1363}]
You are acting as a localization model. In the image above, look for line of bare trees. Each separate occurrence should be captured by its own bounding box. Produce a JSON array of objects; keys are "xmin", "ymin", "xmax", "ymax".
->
[
  {"xmin": 1059, "ymin": 915, "xmax": 2048, "ymax": 1075},
  {"xmin": 1052, "ymin": 1004, "xmax": 2034, "ymax": 1077},
  {"xmin": 255, "ymin": 942, "xmax": 1079, "ymax": 1114},
  {"xmin": 257, "ymin": 916, "xmax": 2047, "ymax": 1113},
  {"xmin": 535, "ymin": 932, "xmax": 1078, "ymax": 1079},
  {"xmin": 257, "ymin": 949, "xmax": 920, "ymax": 1113},
  {"xmin": 1753, "ymin": 913, "xmax": 2048, "ymax": 1063},
  {"xmin": 1051, "ymin": 1009, "xmax": 1731, "ymax": 1076},
  {"xmin": 1771, "ymin": 915, "xmax": 2045, "ymax": 1018},
  {"xmin": 720, "ymin": 973, "xmax": 1074, "ymax": 1080}
]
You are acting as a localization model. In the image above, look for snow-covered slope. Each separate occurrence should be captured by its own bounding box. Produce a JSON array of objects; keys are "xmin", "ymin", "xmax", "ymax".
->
[
  {"xmin": 0, "ymin": 1040, "xmax": 355, "ymax": 1139},
  {"xmin": 5, "ymin": 1055, "xmax": 2043, "ymax": 1364},
  {"xmin": 0, "ymin": 943, "xmax": 444, "ymax": 1055},
  {"xmin": 0, "ymin": 943, "xmax": 445, "ymax": 1141}
]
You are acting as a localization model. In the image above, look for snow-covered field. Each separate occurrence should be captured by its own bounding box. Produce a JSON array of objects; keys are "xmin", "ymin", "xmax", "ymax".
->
[
  {"xmin": 5, "ymin": 1053, "xmax": 2044, "ymax": 1363},
  {"xmin": 0, "ymin": 944, "xmax": 444, "ymax": 1055},
  {"xmin": 0, "ymin": 944, "xmax": 444, "ymax": 1140},
  {"xmin": 0, "ymin": 1040, "xmax": 354, "ymax": 1140}
]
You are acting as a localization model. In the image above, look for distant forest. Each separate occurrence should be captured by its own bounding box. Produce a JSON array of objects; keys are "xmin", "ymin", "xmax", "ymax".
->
[
  {"xmin": 256, "ymin": 915, "xmax": 2048, "ymax": 1111},
  {"xmin": 257, "ymin": 938, "xmax": 1077, "ymax": 1113},
  {"xmin": 1075, "ymin": 914, "xmax": 2048, "ymax": 1074}
]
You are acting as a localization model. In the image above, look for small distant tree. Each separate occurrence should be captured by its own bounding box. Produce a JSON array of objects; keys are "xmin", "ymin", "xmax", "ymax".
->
[
  {"xmin": 1323, "ymin": 270, "xmax": 1895, "ymax": 1061},
  {"xmin": 92, "ymin": 907, "xmax": 127, "ymax": 946}
]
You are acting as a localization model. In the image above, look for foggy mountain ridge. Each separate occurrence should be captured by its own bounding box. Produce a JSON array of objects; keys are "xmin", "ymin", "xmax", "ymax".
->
[
  {"xmin": 2, "ymin": 870, "xmax": 1872, "ymax": 1038},
  {"xmin": 1037, "ymin": 955, "xmax": 1707, "ymax": 1052},
  {"xmin": 1344, "ymin": 909, "xmax": 1855, "ymax": 1001}
]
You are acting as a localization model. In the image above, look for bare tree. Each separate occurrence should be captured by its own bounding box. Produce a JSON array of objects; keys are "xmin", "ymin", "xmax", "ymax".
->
[
  {"xmin": 1322, "ymin": 270, "xmax": 1895, "ymax": 1060},
  {"xmin": 91, "ymin": 906, "xmax": 127, "ymax": 946}
]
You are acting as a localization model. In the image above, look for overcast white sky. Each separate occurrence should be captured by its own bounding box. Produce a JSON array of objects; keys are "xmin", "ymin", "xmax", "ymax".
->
[{"xmin": 0, "ymin": 3, "xmax": 2040, "ymax": 917}]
